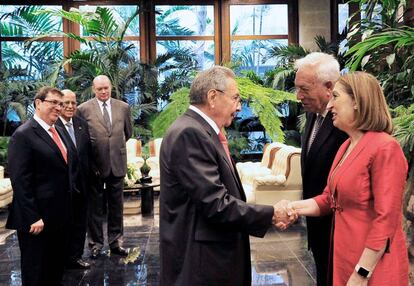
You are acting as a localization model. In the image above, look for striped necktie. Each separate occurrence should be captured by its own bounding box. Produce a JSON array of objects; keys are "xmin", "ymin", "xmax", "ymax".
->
[{"xmin": 307, "ymin": 115, "xmax": 324, "ymax": 153}]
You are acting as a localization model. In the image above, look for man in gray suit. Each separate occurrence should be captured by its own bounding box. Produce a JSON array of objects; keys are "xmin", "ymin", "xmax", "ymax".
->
[
  {"xmin": 77, "ymin": 75, "xmax": 132, "ymax": 258},
  {"xmin": 159, "ymin": 66, "xmax": 296, "ymax": 286}
]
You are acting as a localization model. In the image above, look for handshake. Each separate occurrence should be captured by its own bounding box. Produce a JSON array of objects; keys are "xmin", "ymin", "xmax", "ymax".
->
[{"xmin": 271, "ymin": 200, "xmax": 298, "ymax": 230}]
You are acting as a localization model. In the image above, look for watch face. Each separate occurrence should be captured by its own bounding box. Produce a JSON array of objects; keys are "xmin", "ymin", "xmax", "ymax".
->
[{"xmin": 357, "ymin": 267, "xmax": 370, "ymax": 277}]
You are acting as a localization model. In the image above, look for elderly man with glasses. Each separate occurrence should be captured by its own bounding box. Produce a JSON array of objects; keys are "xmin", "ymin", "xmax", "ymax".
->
[{"xmin": 56, "ymin": 89, "xmax": 92, "ymax": 270}]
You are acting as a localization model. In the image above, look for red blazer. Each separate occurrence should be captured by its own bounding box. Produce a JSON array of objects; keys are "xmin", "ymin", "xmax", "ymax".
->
[{"xmin": 314, "ymin": 131, "xmax": 409, "ymax": 285}]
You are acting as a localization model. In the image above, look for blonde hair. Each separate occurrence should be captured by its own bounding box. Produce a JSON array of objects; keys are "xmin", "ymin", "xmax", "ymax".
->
[{"xmin": 337, "ymin": 72, "xmax": 393, "ymax": 134}]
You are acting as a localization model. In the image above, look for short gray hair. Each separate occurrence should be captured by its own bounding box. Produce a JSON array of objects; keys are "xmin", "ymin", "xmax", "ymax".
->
[
  {"xmin": 294, "ymin": 52, "xmax": 340, "ymax": 83},
  {"xmin": 189, "ymin": 66, "xmax": 235, "ymax": 105}
]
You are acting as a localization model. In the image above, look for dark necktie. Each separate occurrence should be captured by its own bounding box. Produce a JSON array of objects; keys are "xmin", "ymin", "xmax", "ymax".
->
[
  {"xmin": 218, "ymin": 131, "xmax": 232, "ymax": 163},
  {"xmin": 66, "ymin": 121, "xmax": 77, "ymax": 147},
  {"xmin": 308, "ymin": 115, "xmax": 324, "ymax": 153},
  {"xmin": 102, "ymin": 101, "xmax": 112, "ymax": 132},
  {"xmin": 49, "ymin": 127, "xmax": 67, "ymax": 163}
]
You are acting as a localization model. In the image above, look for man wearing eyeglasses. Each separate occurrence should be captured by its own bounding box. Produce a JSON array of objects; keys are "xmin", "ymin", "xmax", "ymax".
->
[
  {"xmin": 56, "ymin": 89, "xmax": 92, "ymax": 270},
  {"xmin": 6, "ymin": 87, "xmax": 77, "ymax": 286},
  {"xmin": 159, "ymin": 66, "xmax": 295, "ymax": 286},
  {"xmin": 77, "ymin": 75, "xmax": 132, "ymax": 259}
]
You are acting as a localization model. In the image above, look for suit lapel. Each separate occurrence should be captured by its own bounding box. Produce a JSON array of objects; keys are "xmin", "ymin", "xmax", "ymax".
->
[
  {"xmin": 306, "ymin": 112, "xmax": 335, "ymax": 164},
  {"xmin": 328, "ymin": 132, "xmax": 370, "ymax": 194},
  {"xmin": 56, "ymin": 118, "xmax": 77, "ymax": 151},
  {"xmin": 185, "ymin": 110, "xmax": 245, "ymax": 199},
  {"xmin": 31, "ymin": 119, "xmax": 68, "ymax": 166}
]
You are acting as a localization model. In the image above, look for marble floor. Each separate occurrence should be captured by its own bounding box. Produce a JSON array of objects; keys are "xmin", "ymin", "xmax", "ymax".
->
[{"xmin": 0, "ymin": 195, "xmax": 412, "ymax": 285}]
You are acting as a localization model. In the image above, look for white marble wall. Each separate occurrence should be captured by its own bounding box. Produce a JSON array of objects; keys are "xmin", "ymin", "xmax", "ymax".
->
[{"xmin": 298, "ymin": 0, "xmax": 331, "ymax": 51}]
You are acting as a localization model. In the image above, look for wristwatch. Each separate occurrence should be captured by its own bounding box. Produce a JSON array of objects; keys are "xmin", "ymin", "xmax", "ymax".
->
[{"xmin": 355, "ymin": 264, "xmax": 372, "ymax": 278}]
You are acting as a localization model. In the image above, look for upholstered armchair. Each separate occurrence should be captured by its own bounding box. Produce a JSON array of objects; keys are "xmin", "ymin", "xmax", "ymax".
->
[
  {"xmin": 243, "ymin": 145, "xmax": 302, "ymax": 205},
  {"xmin": 236, "ymin": 142, "xmax": 285, "ymax": 185},
  {"xmin": 146, "ymin": 138, "xmax": 163, "ymax": 186},
  {"xmin": 0, "ymin": 166, "xmax": 13, "ymax": 209},
  {"xmin": 125, "ymin": 139, "xmax": 145, "ymax": 186}
]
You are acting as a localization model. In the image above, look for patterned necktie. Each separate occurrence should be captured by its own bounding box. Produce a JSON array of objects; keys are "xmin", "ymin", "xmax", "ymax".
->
[
  {"xmin": 102, "ymin": 101, "xmax": 112, "ymax": 132},
  {"xmin": 66, "ymin": 121, "xmax": 77, "ymax": 147},
  {"xmin": 307, "ymin": 114, "xmax": 324, "ymax": 153},
  {"xmin": 49, "ymin": 127, "xmax": 67, "ymax": 163},
  {"xmin": 218, "ymin": 131, "xmax": 232, "ymax": 163}
]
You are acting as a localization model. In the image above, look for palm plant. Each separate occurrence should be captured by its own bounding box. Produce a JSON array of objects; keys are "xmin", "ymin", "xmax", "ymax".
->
[
  {"xmin": 151, "ymin": 76, "xmax": 297, "ymax": 142},
  {"xmin": 0, "ymin": 6, "xmax": 63, "ymax": 80}
]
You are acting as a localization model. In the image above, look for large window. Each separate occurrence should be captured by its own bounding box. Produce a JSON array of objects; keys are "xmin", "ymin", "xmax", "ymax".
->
[
  {"xmin": 1, "ymin": 1, "xmax": 298, "ymax": 72},
  {"xmin": 230, "ymin": 4, "xmax": 289, "ymax": 75},
  {"xmin": 155, "ymin": 5, "xmax": 215, "ymax": 70},
  {"xmin": 0, "ymin": 5, "xmax": 63, "ymax": 79}
]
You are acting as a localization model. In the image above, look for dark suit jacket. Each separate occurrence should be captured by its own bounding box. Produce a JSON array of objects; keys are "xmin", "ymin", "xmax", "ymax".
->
[
  {"xmin": 159, "ymin": 109, "xmax": 274, "ymax": 286},
  {"xmin": 56, "ymin": 116, "xmax": 91, "ymax": 194},
  {"xmin": 77, "ymin": 98, "xmax": 132, "ymax": 178},
  {"xmin": 301, "ymin": 112, "xmax": 347, "ymax": 248},
  {"xmin": 6, "ymin": 118, "xmax": 76, "ymax": 232}
]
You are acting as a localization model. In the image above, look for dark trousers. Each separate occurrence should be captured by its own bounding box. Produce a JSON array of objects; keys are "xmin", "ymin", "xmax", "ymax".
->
[
  {"xmin": 67, "ymin": 191, "xmax": 88, "ymax": 262},
  {"xmin": 87, "ymin": 173, "xmax": 124, "ymax": 249},
  {"xmin": 307, "ymin": 216, "xmax": 333, "ymax": 286},
  {"xmin": 18, "ymin": 228, "xmax": 67, "ymax": 286}
]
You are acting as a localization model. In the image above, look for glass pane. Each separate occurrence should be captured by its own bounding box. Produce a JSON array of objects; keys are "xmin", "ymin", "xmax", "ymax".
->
[
  {"xmin": 230, "ymin": 5, "xmax": 288, "ymax": 35},
  {"xmin": 80, "ymin": 41, "xmax": 140, "ymax": 60},
  {"xmin": 231, "ymin": 39, "xmax": 288, "ymax": 75},
  {"xmin": 157, "ymin": 40, "xmax": 214, "ymax": 70},
  {"xmin": 1, "ymin": 41, "xmax": 63, "ymax": 80},
  {"xmin": 79, "ymin": 5, "xmax": 140, "ymax": 36},
  {"xmin": 338, "ymin": 4, "xmax": 349, "ymax": 34},
  {"xmin": 155, "ymin": 5, "xmax": 214, "ymax": 36},
  {"xmin": 0, "ymin": 5, "xmax": 62, "ymax": 37}
]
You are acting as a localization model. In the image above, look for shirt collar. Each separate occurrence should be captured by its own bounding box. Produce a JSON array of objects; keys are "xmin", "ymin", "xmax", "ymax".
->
[
  {"xmin": 34, "ymin": 113, "xmax": 54, "ymax": 132},
  {"xmin": 59, "ymin": 116, "xmax": 73, "ymax": 125},
  {"xmin": 189, "ymin": 105, "xmax": 220, "ymax": 135},
  {"xmin": 97, "ymin": 98, "xmax": 111, "ymax": 107}
]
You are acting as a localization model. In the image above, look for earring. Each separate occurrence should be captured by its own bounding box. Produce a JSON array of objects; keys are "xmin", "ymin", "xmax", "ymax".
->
[{"xmin": 354, "ymin": 106, "xmax": 358, "ymax": 110}]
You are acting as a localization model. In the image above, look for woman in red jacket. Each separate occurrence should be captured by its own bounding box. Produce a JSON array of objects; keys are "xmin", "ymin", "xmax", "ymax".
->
[{"xmin": 288, "ymin": 72, "xmax": 408, "ymax": 285}]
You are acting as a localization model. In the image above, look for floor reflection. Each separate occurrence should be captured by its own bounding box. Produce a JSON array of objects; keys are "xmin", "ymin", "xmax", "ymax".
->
[{"xmin": 0, "ymin": 197, "xmax": 316, "ymax": 285}]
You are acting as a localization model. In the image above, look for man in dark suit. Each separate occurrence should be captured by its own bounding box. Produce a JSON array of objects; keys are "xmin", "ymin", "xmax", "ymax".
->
[
  {"xmin": 6, "ymin": 87, "xmax": 76, "ymax": 286},
  {"xmin": 294, "ymin": 52, "xmax": 348, "ymax": 286},
  {"xmin": 77, "ymin": 75, "xmax": 132, "ymax": 258},
  {"xmin": 56, "ymin": 89, "xmax": 91, "ymax": 269},
  {"xmin": 159, "ymin": 66, "xmax": 294, "ymax": 286}
]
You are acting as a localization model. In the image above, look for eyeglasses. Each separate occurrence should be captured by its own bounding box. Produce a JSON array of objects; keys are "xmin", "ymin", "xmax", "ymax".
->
[
  {"xmin": 215, "ymin": 89, "xmax": 241, "ymax": 104},
  {"xmin": 42, "ymin": 99, "xmax": 64, "ymax": 108},
  {"xmin": 63, "ymin": 101, "xmax": 77, "ymax": 106}
]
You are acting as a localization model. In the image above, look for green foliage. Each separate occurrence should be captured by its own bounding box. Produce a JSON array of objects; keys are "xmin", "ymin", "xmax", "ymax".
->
[
  {"xmin": 227, "ymin": 130, "xmax": 249, "ymax": 160},
  {"xmin": 151, "ymin": 88, "xmax": 190, "ymax": 138},
  {"xmin": 345, "ymin": 1, "xmax": 414, "ymax": 107},
  {"xmin": 0, "ymin": 137, "xmax": 10, "ymax": 169},
  {"xmin": 392, "ymin": 104, "xmax": 414, "ymax": 160},
  {"xmin": 151, "ymin": 77, "xmax": 297, "ymax": 142},
  {"xmin": 236, "ymin": 77, "xmax": 297, "ymax": 142}
]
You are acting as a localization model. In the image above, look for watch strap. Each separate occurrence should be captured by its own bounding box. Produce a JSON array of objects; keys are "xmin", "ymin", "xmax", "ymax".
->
[{"xmin": 355, "ymin": 264, "xmax": 372, "ymax": 278}]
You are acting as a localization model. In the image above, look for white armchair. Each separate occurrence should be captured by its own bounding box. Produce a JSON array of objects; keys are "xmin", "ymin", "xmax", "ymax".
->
[
  {"xmin": 146, "ymin": 138, "xmax": 163, "ymax": 186},
  {"xmin": 243, "ymin": 145, "xmax": 302, "ymax": 205},
  {"xmin": 236, "ymin": 142, "xmax": 285, "ymax": 185},
  {"xmin": 0, "ymin": 166, "xmax": 13, "ymax": 209},
  {"xmin": 125, "ymin": 139, "xmax": 145, "ymax": 186}
]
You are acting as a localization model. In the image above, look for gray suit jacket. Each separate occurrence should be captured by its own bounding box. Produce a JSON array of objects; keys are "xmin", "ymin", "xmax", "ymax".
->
[{"xmin": 77, "ymin": 97, "xmax": 132, "ymax": 178}]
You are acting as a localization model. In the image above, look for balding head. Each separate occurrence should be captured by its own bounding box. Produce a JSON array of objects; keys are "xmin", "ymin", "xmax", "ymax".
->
[
  {"xmin": 92, "ymin": 75, "xmax": 112, "ymax": 102},
  {"xmin": 60, "ymin": 89, "xmax": 77, "ymax": 121}
]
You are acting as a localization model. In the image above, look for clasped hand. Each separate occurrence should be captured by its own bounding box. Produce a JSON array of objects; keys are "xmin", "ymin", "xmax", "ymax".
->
[{"xmin": 272, "ymin": 200, "xmax": 298, "ymax": 230}]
